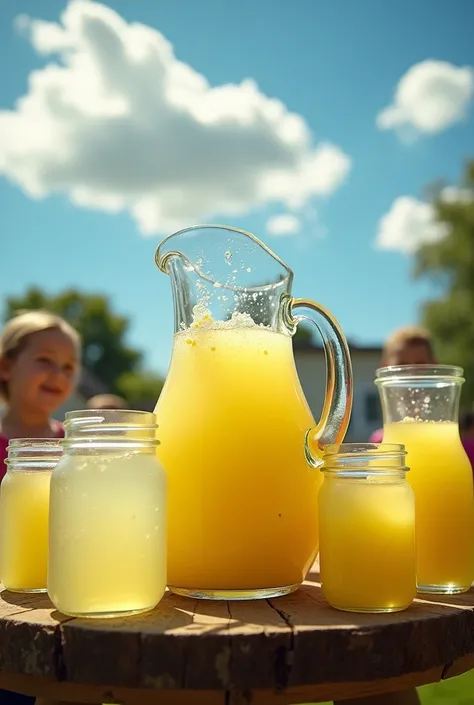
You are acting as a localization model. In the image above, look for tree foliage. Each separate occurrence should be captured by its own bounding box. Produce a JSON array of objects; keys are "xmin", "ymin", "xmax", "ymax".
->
[
  {"xmin": 413, "ymin": 160, "xmax": 474, "ymax": 405},
  {"xmin": 116, "ymin": 371, "xmax": 164, "ymax": 406},
  {"xmin": 3, "ymin": 288, "xmax": 164, "ymax": 403}
]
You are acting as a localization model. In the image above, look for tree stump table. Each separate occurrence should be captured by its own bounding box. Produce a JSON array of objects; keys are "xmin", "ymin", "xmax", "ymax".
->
[{"xmin": 0, "ymin": 564, "xmax": 474, "ymax": 705}]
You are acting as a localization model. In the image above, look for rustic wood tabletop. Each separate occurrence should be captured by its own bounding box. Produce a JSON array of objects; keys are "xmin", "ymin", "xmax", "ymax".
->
[{"xmin": 1, "ymin": 563, "xmax": 474, "ymax": 705}]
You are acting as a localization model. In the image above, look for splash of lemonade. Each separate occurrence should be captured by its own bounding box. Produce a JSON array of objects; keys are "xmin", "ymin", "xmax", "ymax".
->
[
  {"xmin": 383, "ymin": 420, "xmax": 474, "ymax": 592},
  {"xmin": 155, "ymin": 305, "xmax": 320, "ymax": 594},
  {"xmin": 0, "ymin": 470, "xmax": 51, "ymax": 591}
]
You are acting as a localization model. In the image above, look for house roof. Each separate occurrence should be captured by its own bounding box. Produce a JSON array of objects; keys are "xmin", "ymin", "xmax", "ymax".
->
[{"xmin": 293, "ymin": 339, "xmax": 382, "ymax": 354}]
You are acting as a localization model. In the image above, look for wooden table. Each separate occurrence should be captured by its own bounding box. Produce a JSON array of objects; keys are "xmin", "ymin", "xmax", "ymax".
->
[{"xmin": 1, "ymin": 564, "xmax": 474, "ymax": 705}]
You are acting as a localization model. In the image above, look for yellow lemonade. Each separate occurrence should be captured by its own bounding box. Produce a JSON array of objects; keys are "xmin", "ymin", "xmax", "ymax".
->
[
  {"xmin": 155, "ymin": 323, "xmax": 320, "ymax": 594},
  {"xmin": 319, "ymin": 477, "xmax": 416, "ymax": 611},
  {"xmin": 48, "ymin": 453, "xmax": 167, "ymax": 617},
  {"xmin": 0, "ymin": 469, "xmax": 51, "ymax": 592},
  {"xmin": 383, "ymin": 421, "xmax": 474, "ymax": 592}
]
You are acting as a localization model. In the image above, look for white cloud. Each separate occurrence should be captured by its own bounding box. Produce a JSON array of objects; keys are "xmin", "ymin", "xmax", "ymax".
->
[
  {"xmin": 376, "ymin": 196, "xmax": 448, "ymax": 254},
  {"xmin": 266, "ymin": 213, "xmax": 301, "ymax": 236},
  {"xmin": 440, "ymin": 185, "xmax": 474, "ymax": 204},
  {"xmin": 375, "ymin": 185, "xmax": 474, "ymax": 255},
  {"xmin": 0, "ymin": 1, "xmax": 351, "ymax": 235},
  {"xmin": 377, "ymin": 60, "xmax": 474, "ymax": 136}
]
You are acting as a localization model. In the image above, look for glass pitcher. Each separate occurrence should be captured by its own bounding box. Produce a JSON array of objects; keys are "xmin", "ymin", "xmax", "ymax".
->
[
  {"xmin": 376, "ymin": 365, "xmax": 474, "ymax": 594},
  {"xmin": 154, "ymin": 224, "xmax": 353, "ymax": 600}
]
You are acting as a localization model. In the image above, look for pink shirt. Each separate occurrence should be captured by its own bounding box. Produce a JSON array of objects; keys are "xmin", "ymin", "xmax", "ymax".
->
[{"xmin": 0, "ymin": 423, "xmax": 64, "ymax": 483}]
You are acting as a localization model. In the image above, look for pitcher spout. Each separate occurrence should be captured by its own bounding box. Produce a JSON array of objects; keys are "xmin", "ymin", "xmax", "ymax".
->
[{"xmin": 155, "ymin": 224, "xmax": 293, "ymax": 333}]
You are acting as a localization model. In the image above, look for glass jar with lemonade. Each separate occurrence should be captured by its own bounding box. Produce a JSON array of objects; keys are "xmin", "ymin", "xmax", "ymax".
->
[
  {"xmin": 0, "ymin": 439, "xmax": 62, "ymax": 593},
  {"xmin": 376, "ymin": 365, "xmax": 474, "ymax": 594},
  {"xmin": 48, "ymin": 409, "xmax": 167, "ymax": 618},
  {"xmin": 318, "ymin": 443, "xmax": 416, "ymax": 613}
]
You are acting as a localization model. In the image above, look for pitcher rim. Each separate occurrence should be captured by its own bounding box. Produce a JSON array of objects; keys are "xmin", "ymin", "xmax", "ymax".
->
[{"xmin": 154, "ymin": 223, "xmax": 293, "ymax": 279}]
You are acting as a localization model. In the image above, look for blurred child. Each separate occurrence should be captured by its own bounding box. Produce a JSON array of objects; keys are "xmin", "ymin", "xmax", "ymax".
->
[
  {"xmin": 87, "ymin": 393, "xmax": 127, "ymax": 410},
  {"xmin": 0, "ymin": 310, "xmax": 81, "ymax": 477},
  {"xmin": 369, "ymin": 326, "xmax": 436, "ymax": 443},
  {"xmin": 460, "ymin": 410, "xmax": 474, "ymax": 470},
  {"xmin": 0, "ymin": 311, "xmax": 80, "ymax": 705},
  {"xmin": 0, "ymin": 309, "xmax": 81, "ymax": 477}
]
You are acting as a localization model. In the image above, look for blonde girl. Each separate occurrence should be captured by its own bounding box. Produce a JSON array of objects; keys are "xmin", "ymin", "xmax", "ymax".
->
[{"xmin": 0, "ymin": 310, "xmax": 81, "ymax": 480}]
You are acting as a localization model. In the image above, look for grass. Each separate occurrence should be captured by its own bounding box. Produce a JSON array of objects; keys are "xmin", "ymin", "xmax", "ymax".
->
[
  {"xmin": 314, "ymin": 669, "xmax": 474, "ymax": 704},
  {"xmin": 417, "ymin": 669, "xmax": 474, "ymax": 704}
]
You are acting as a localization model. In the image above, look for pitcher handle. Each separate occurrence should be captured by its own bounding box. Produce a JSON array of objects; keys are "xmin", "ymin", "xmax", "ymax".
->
[{"xmin": 286, "ymin": 297, "xmax": 353, "ymax": 466}]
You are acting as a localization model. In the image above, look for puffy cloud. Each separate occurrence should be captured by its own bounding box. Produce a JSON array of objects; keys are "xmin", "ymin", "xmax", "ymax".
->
[
  {"xmin": 376, "ymin": 196, "xmax": 448, "ymax": 254},
  {"xmin": 0, "ymin": 1, "xmax": 351, "ymax": 235},
  {"xmin": 375, "ymin": 186, "xmax": 474, "ymax": 254},
  {"xmin": 377, "ymin": 60, "xmax": 473, "ymax": 136},
  {"xmin": 266, "ymin": 213, "xmax": 301, "ymax": 236}
]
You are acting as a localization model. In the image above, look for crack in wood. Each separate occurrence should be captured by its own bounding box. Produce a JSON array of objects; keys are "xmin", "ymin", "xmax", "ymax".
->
[
  {"xmin": 267, "ymin": 599, "xmax": 294, "ymax": 691},
  {"xmin": 54, "ymin": 617, "xmax": 74, "ymax": 681}
]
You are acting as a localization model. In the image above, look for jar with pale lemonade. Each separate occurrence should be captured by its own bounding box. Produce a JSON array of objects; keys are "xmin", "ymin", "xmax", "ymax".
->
[
  {"xmin": 48, "ymin": 410, "xmax": 167, "ymax": 618},
  {"xmin": 0, "ymin": 439, "xmax": 62, "ymax": 592},
  {"xmin": 318, "ymin": 443, "xmax": 416, "ymax": 613}
]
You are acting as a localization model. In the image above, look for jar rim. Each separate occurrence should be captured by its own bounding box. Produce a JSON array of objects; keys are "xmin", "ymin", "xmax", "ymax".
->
[
  {"xmin": 64, "ymin": 409, "xmax": 159, "ymax": 441},
  {"xmin": 322, "ymin": 443, "xmax": 409, "ymax": 476},
  {"xmin": 7, "ymin": 438, "xmax": 63, "ymax": 448},
  {"xmin": 375, "ymin": 364, "xmax": 464, "ymax": 383},
  {"xmin": 323, "ymin": 442, "xmax": 406, "ymax": 456},
  {"xmin": 65, "ymin": 409, "xmax": 157, "ymax": 426},
  {"xmin": 6, "ymin": 438, "xmax": 63, "ymax": 468}
]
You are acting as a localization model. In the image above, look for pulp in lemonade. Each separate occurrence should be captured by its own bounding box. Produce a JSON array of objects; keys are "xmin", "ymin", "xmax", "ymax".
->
[
  {"xmin": 155, "ymin": 312, "xmax": 321, "ymax": 591},
  {"xmin": 0, "ymin": 470, "xmax": 50, "ymax": 591},
  {"xmin": 318, "ymin": 477, "xmax": 416, "ymax": 611},
  {"xmin": 48, "ymin": 453, "xmax": 167, "ymax": 616},
  {"xmin": 383, "ymin": 421, "xmax": 474, "ymax": 591}
]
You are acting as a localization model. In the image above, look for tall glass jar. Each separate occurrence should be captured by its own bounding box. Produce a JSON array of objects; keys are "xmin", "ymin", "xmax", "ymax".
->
[
  {"xmin": 0, "ymin": 439, "xmax": 62, "ymax": 592},
  {"xmin": 318, "ymin": 443, "xmax": 416, "ymax": 613},
  {"xmin": 48, "ymin": 410, "xmax": 167, "ymax": 618},
  {"xmin": 376, "ymin": 365, "xmax": 474, "ymax": 594}
]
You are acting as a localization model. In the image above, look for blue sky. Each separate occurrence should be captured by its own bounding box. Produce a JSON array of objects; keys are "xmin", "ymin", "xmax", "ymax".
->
[{"xmin": 1, "ymin": 0, "xmax": 473, "ymax": 375}]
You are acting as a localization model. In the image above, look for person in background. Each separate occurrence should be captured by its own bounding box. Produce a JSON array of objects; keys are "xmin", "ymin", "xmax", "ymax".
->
[
  {"xmin": 0, "ymin": 310, "xmax": 80, "ymax": 705},
  {"xmin": 86, "ymin": 393, "xmax": 127, "ymax": 410},
  {"xmin": 460, "ymin": 410, "xmax": 474, "ymax": 471},
  {"xmin": 369, "ymin": 326, "xmax": 437, "ymax": 444}
]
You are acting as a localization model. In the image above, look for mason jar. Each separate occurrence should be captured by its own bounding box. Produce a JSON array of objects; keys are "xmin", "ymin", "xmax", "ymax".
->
[
  {"xmin": 48, "ymin": 410, "xmax": 167, "ymax": 618},
  {"xmin": 0, "ymin": 439, "xmax": 62, "ymax": 592},
  {"xmin": 318, "ymin": 443, "xmax": 416, "ymax": 613}
]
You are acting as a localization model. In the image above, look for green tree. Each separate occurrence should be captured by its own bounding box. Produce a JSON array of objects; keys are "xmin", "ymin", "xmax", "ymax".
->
[
  {"xmin": 116, "ymin": 371, "xmax": 165, "ymax": 406},
  {"xmin": 414, "ymin": 160, "xmax": 474, "ymax": 404},
  {"xmin": 3, "ymin": 288, "xmax": 164, "ymax": 402}
]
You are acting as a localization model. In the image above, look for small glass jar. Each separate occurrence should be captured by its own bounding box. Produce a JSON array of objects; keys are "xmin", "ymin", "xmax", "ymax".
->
[
  {"xmin": 318, "ymin": 443, "xmax": 416, "ymax": 613},
  {"xmin": 48, "ymin": 410, "xmax": 167, "ymax": 618},
  {"xmin": 0, "ymin": 439, "xmax": 62, "ymax": 593}
]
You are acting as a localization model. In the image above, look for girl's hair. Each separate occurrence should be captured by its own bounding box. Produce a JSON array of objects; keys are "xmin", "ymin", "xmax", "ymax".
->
[
  {"xmin": 382, "ymin": 325, "xmax": 434, "ymax": 362},
  {"xmin": 0, "ymin": 309, "xmax": 81, "ymax": 399}
]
